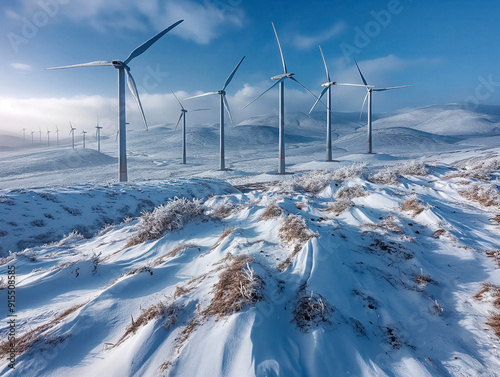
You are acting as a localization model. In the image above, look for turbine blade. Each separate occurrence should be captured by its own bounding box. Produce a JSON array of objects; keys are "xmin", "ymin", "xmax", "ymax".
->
[
  {"xmin": 125, "ymin": 69, "xmax": 148, "ymax": 130},
  {"xmin": 184, "ymin": 92, "xmax": 219, "ymax": 100},
  {"xmin": 170, "ymin": 89, "xmax": 184, "ymax": 110},
  {"xmin": 354, "ymin": 59, "xmax": 368, "ymax": 87},
  {"xmin": 309, "ymin": 86, "xmax": 329, "ymax": 114},
  {"xmin": 289, "ymin": 77, "xmax": 317, "ymax": 99},
  {"xmin": 47, "ymin": 61, "xmax": 113, "ymax": 70},
  {"xmin": 244, "ymin": 77, "xmax": 285, "ymax": 108},
  {"xmin": 318, "ymin": 45, "xmax": 330, "ymax": 82},
  {"xmin": 223, "ymin": 94, "xmax": 233, "ymax": 125},
  {"xmin": 373, "ymin": 85, "xmax": 412, "ymax": 92},
  {"xmin": 222, "ymin": 56, "xmax": 245, "ymax": 91},
  {"xmin": 335, "ymin": 83, "xmax": 368, "ymax": 87},
  {"xmin": 272, "ymin": 22, "xmax": 287, "ymax": 74},
  {"xmin": 124, "ymin": 20, "xmax": 184, "ymax": 65},
  {"xmin": 360, "ymin": 92, "xmax": 369, "ymax": 120},
  {"xmin": 191, "ymin": 108, "xmax": 210, "ymax": 112},
  {"xmin": 175, "ymin": 112, "xmax": 184, "ymax": 131}
]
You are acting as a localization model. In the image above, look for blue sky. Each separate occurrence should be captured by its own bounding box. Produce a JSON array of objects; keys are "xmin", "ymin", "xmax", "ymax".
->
[{"xmin": 1, "ymin": 0, "xmax": 499, "ymax": 135}]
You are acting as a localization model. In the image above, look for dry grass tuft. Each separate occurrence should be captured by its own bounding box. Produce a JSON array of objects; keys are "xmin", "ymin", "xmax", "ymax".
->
[
  {"xmin": 448, "ymin": 157, "xmax": 500, "ymax": 181},
  {"xmin": 397, "ymin": 160, "xmax": 429, "ymax": 176},
  {"xmin": 292, "ymin": 290, "xmax": 334, "ymax": 332},
  {"xmin": 414, "ymin": 268, "xmax": 433, "ymax": 287},
  {"xmin": 484, "ymin": 250, "xmax": 500, "ymax": 269},
  {"xmin": 365, "ymin": 214, "xmax": 404, "ymax": 234},
  {"xmin": 326, "ymin": 200, "xmax": 354, "ymax": 216},
  {"xmin": 432, "ymin": 229, "xmax": 448, "ymax": 239},
  {"xmin": 115, "ymin": 301, "xmax": 181, "ymax": 347},
  {"xmin": 401, "ymin": 198, "xmax": 426, "ymax": 217},
  {"xmin": 211, "ymin": 227, "xmax": 236, "ymax": 251},
  {"xmin": 490, "ymin": 214, "xmax": 500, "ymax": 225},
  {"xmin": 0, "ymin": 303, "xmax": 85, "ymax": 358},
  {"xmin": 334, "ymin": 184, "xmax": 367, "ymax": 200},
  {"xmin": 474, "ymin": 282, "xmax": 500, "ymax": 338},
  {"xmin": 259, "ymin": 202, "xmax": 284, "ymax": 221},
  {"xmin": 152, "ymin": 243, "xmax": 195, "ymax": 267},
  {"xmin": 369, "ymin": 167, "xmax": 401, "ymax": 186},
  {"xmin": 458, "ymin": 183, "xmax": 500, "ymax": 208},
  {"xmin": 277, "ymin": 214, "xmax": 315, "ymax": 271},
  {"xmin": 203, "ymin": 255, "xmax": 263, "ymax": 319}
]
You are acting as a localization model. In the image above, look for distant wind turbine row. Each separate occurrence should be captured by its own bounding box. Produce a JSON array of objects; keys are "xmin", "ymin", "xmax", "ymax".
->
[{"xmin": 45, "ymin": 19, "xmax": 410, "ymax": 181}]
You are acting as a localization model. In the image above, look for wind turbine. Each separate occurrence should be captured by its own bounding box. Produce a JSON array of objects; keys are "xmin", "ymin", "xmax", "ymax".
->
[
  {"xmin": 245, "ymin": 22, "xmax": 317, "ymax": 174},
  {"xmin": 185, "ymin": 56, "xmax": 245, "ymax": 170},
  {"xmin": 69, "ymin": 122, "xmax": 76, "ymax": 149},
  {"xmin": 22, "ymin": 128, "xmax": 27, "ymax": 142},
  {"xmin": 171, "ymin": 90, "xmax": 208, "ymax": 164},
  {"xmin": 48, "ymin": 20, "xmax": 184, "ymax": 182},
  {"xmin": 55, "ymin": 125, "xmax": 59, "ymax": 146},
  {"xmin": 47, "ymin": 129, "xmax": 51, "ymax": 146},
  {"xmin": 30, "ymin": 130, "xmax": 35, "ymax": 145},
  {"xmin": 95, "ymin": 116, "xmax": 103, "ymax": 153},
  {"xmin": 309, "ymin": 46, "xmax": 367, "ymax": 161},
  {"xmin": 81, "ymin": 130, "xmax": 87, "ymax": 149},
  {"xmin": 354, "ymin": 59, "xmax": 411, "ymax": 154},
  {"xmin": 38, "ymin": 127, "xmax": 42, "ymax": 143}
]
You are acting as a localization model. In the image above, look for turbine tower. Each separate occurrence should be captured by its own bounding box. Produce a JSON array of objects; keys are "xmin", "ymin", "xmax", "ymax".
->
[
  {"xmin": 354, "ymin": 59, "xmax": 411, "ymax": 154},
  {"xmin": 48, "ymin": 20, "xmax": 184, "ymax": 182},
  {"xmin": 22, "ymin": 128, "xmax": 27, "ymax": 142},
  {"xmin": 245, "ymin": 22, "xmax": 316, "ymax": 174},
  {"xmin": 69, "ymin": 122, "xmax": 76, "ymax": 149},
  {"xmin": 95, "ymin": 116, "xmax": 103, "ymax": 153},
  {"xmin": 38, "ymin": 128, "xmax": 42, "ymax": 143},
  {"xmin": 185, "ymin": 56, "xmax": 245, "ymax": 170},
  {"xmin": 81, "ymin": 130, "xmax": 87, "ymax": 149},
  {"xmin": 47, "ymin": 129, "xmax": 51, "ymax": 146},
  {"xmin": 55, "ymin": 125, "xmax": 59, "ymax": 146},
  {"xmin": 30, "ymin": 130, "xmax": 35, "ymax": 145},
  {"xmin": 309, "ymin": 45, "xmax": 366, "ymax": 161}
]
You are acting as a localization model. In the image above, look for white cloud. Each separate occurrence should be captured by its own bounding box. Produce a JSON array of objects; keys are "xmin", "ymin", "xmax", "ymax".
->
[
  {"xmin": 13, "ymin": 0, "xmax": 245, "ymax": 44},
  {"xmin": 11, "ymin": 63, "xmax": 32, "ymax": 71},
  {"xmin": 293, "ymin": 23, "xmax": 347, "ymax": 50}
]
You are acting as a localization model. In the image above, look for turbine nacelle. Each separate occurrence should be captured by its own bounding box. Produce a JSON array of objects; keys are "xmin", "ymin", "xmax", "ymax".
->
[
  {"xmin": 271, "ymin": 73, "xmax": 295, "ymax": 81},
  {"xmin": 112, "ymin": 61, "xmax": 125, "ymax": 69}
]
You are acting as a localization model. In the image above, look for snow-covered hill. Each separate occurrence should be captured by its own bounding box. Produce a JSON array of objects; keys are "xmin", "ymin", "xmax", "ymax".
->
[{"xmin": 0, "ymin": 104, "xmax": 499, "ymax": 376}]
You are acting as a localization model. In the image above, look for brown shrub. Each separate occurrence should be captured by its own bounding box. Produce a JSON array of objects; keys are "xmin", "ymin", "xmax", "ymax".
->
[
  {"xmin": 458, "ymin": 183, "xmax": 500, "ymax": 208},
  {"xmin": 484, "ymin": 250, "xmax": 500, "ymax": 269},
  {"xmin": 474, "ymin": 283, "xmax": 500, "ymax": 339},
  {"xmin": 259, "ymin": 202, "xmax": 284, "ymax": 221},
  {"xmin": 334, "ymin": 184, "xmax": 367, "ymax": 200},
  {"xmin": 326, "ymin": 200, "xmax": 354, "ymax": 216},
  {"xmin": 0, "ymin": 303, "xmax": 85, "ymax": 358},
  {"xmin": 433, "ymin": 229, "xmax": 447, "ymax": 239},
  {"xmin": 490, "ymin": 215, "xmax": 500, "ymax": 225},
  {"xmin": 203, "ymin": 255, "xmax": 263, "ymax": 319},
  {"xmin": 401, "ymin": 198, "xmax": 426, "ymax": 217},
  {"xmin": 277, "ymin": 214, "xmax": 315, "ymax": 271},
  {"xmin": 292, "ymin": 290, "xmax": 334, "ymax": 332}
]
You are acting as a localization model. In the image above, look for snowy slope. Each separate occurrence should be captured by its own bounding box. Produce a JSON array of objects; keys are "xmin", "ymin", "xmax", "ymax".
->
[{"xmin": 0, "ymin": 104, "xmax": 500, "ymax": 376}]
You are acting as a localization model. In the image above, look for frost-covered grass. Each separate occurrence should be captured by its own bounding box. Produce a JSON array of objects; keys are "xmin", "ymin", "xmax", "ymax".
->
[
  {"xmin": 278, "ymin": 214, "xmax": 315, "ymax": 271},
  {"xmin": 259, "ymin": 201, "xmax": 284, "ymax": 221},
  {"xmin": 127, "ymin": 197, "xmax": 208, "ymax": 247},
  {"xmin": 458, "ymin": 182, "xmax": 500, "ymax": 208},
  {"xmin": 274, "ymin": 163, "xmax": 366, "ymax": 193},
  {"xmin": 449, "ymin": 156, "xmax": 500, "ymax": 181},
  {"xmin": 334, "ymin": 184, "xmax": 367, "ymax": 200},
  {"xmin": 370, "ymin": 160, "xmax": 428, "ymax": 186},
  {"xmin": 401, "ymin": 197, "xmax": 426, "ymax": 217},
  {"xmin": 326, "ymin": 199, "xmax": 353, "ymax": 216},
  {"xmin": 292, "ymin": 290, "xmax": 334, "ymax": 332}
]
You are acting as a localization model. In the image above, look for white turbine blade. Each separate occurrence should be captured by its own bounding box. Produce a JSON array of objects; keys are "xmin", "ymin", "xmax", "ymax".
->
[
  {"xmin": 191, "ymin": 108, "xmax": 210, "ymax": 112},
  {"xmin": 184, "ymin": 92, "xmax": 219, "ymax": 100},
  {"xmin": 309, "ymin": 86, "xmax": 329, "ymax": 114},
  {"xmin": 335, "ymin": 83, "xmax": 368, "ymax": 87},
  {"xmin": 360, "ymin": 92, "xmax": 369, "ymax": 120},
  {"xmin": 125, "ymin": 69, "xmax": 148, "ymax": 130},
  {"xmin": 318, "ymin": 45, "xmax": 330, "ymax": 82},
  {"xmin": 174, "ymin": 112, "xmax": 184, "ymax": 131},
  {"xmin": 354, "ymin": 59, "xmax": 368, "ymax": 87},
  {"xmin": 124, "ymin": 20, "xmax": 184, "ymax": 65},
  {"xmin": 47, "ymin": 61, "xmax": 113, "ymax": 70},
  {"xmin": 222, "ymin": 95, "xmax": 233, "ymax": 125},
  {"xmin": 272, "ymin": 22, "xmax": 287, "ymax": 74},
  {"xmin": 289, "ymin": 77, "xmax": 317, "ymax": 99},
  {"xmin": 170, "ymin": 89, "xmax": 185, "ymax": 110},
  {"xmin": 244, "ymin": 77, "xmax": 285, "ymax": 108},
  {"xmin": 373, "ymin": 85, "xmax": 412, "ymax": 92},
  {"xmin": 222, "ymin": 56, "xmax": 245, "ymax": 91}
]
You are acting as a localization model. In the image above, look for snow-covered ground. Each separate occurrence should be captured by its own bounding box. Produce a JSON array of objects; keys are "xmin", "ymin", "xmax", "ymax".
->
[{"xmin": 0, "ymin": 104, "xmax": 500, "ymax": 376}]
